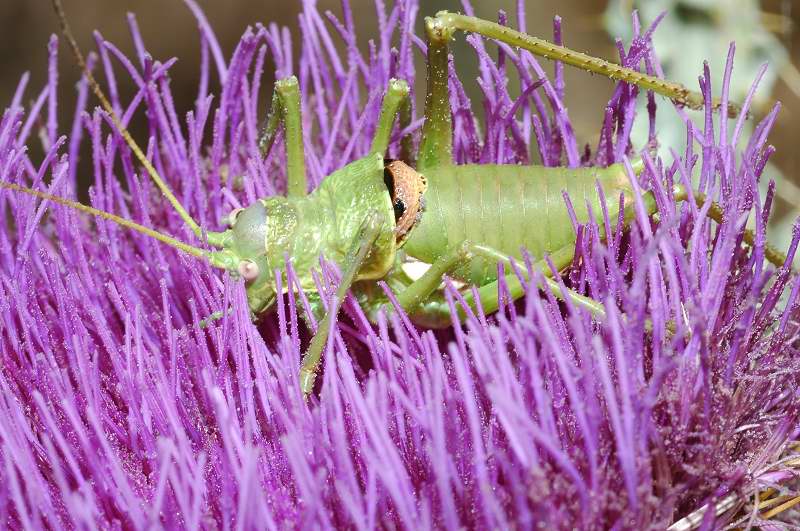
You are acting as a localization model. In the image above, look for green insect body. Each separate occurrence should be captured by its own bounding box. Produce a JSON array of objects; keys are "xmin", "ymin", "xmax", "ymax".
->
[
  {"xmin": 216, "ymin": 151, "xmax": 635, "ymax": 327},
  {"xmin": 5, "ymin": 3, "xmax": 786, "ymax": 397},
  {"xmin": 212, "ymin": 153, "xmax": 398, "ymax": 318},
  {"xmin": 349, "ymin": 161, "xmax": 634, "ymax": 330},
  {"xmin": 403, "ymin": 163, "xmax": 633, "ymax": 289}
]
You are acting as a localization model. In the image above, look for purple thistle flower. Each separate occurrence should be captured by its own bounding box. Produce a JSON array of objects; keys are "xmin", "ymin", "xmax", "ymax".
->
[{"xmin": 0, "ymin": 1, "xmax": 799, "ymax": 529}]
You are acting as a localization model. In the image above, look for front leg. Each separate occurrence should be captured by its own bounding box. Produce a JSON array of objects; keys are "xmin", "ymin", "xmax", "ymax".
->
[
  {"xmin": 299, "ymin": 211, "xmax": 385, "ymax": 396},
  {"xmin": 259, "ymin": 76, "xmax": 308, "ymax": 197}
]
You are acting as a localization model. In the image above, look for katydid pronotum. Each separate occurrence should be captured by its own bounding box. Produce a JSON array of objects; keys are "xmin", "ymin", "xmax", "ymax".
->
[{"xmin": 0, "ymin": 1, "xmax": 789, "ymax": 397}]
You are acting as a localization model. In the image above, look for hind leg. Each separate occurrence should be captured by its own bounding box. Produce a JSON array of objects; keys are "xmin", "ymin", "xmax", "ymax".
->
[
  {"xmin": 429, "ymin": 12, "xmax": 740, "ymax": 117},
  {"xmin": 416, "ymin": 17, "xmax": 455, "ymax": 172}
]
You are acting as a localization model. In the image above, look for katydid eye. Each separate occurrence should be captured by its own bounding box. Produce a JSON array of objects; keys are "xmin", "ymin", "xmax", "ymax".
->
[
  {"xmin": 228, "ymin": 207, "xmax": 245, "ymax": 227},
  {"xmin": 237, "ymin": 260, "xmax": 260, "ymax": 281}
]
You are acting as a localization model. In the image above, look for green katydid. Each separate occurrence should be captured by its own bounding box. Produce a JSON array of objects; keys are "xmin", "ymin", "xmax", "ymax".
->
[{"xmin": 1, "ymin": 1, "xmax": 789, "ymax": 398}]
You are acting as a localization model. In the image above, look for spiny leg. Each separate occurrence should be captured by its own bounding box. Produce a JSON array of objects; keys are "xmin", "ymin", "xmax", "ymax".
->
[
  {"xmin": 414, "ymin": 9, "xmax": 743, "ymax": 175},
  {"xmin": 393, "ymin": 241, "xmax": 471, "ymax": 311},
  {"xmin": 299, "ymin": 211, "xmax": 384, "ymax": 396},
  {"xmin": 370, "ymin": 79, "xmax": 411, "ymax": 156},
  {"xmin": 259, "ymin": 76, "xmax": 308, "ymax": 198},
  {"xmin": 466, "ymin": 245, "xmax": 606, "ymax": 319},
  {"xmin": 432, "ymin": 12, "xmax": 742, "ymax": 117}
]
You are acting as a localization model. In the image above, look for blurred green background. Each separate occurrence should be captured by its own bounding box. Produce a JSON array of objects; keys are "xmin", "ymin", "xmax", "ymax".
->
[{"xmin": 1, "ymin": 0, "xmax": 798, "ymax": 246}]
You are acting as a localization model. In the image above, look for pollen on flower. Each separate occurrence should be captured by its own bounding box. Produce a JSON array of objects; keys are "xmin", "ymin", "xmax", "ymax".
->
[{"xmin": 0, "ymin": 1, "xmax": 798, "ymax": 529}]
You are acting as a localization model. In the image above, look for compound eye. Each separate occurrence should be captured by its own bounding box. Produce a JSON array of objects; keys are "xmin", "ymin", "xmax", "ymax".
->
[
  {"xmin": 227, "ymin": 207, "xmax": 245, "ymax": 227},
  {"xmin": 237, "ymin": 260, "xmax": 260, "ymax": 282}
]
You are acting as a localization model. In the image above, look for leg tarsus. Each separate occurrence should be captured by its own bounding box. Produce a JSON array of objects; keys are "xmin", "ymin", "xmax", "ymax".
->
[
  {"xmin": 259, "ymin": 76, "xmax": 308, "ymax": 197},
  {"xmin": 199, "ymin": 309, "xmax": 227, "ymax": 329},
  {"xmin": 672, "ymin": 184, "xmax": 789, "ymax": 269},
  {"xmin": 197, "ymin": 306, "xmax": 256, "ymax": 329}
]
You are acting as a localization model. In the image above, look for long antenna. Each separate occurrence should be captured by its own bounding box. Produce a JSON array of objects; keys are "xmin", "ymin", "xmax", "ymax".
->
[
  {"xmin": 0, "ymin": 181, "xmax": 208, "ymax": 259},
  {"xmin": 50, "ymin": 0, "xmax": 204, "ymax": 239}
]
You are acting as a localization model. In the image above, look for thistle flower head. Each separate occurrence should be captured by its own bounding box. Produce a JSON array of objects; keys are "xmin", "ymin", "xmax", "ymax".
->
[{"xmin": 0, "ymin": 1, "xmax": 798, "ymax": 529}]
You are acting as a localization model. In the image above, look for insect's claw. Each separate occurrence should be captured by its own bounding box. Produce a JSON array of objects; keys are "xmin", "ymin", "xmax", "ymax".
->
[
  {"xmin": 198, "ymin": 308, "xmax": 230, "ymax": 329},
  {"xmin": 371, "ymin": 301, "xmax": 397, "ymax": 326}
]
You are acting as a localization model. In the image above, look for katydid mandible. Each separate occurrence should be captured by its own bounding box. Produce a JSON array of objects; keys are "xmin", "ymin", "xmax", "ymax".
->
[{"xmin": 2, "ymin": 1, "xmax": 787, "ymax": 398}]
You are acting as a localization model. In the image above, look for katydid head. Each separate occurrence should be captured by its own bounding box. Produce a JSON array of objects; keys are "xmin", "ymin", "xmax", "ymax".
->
[
  {"xmin": 213, "ymin": 196, "xmax": 303, "ymax": 315},
  {"xmin": 216, "ymin": 156, "xmax": 426, "ymax": 320},
  {"xmin": 211, "ymin": 155, "xmax": 428, "ymax": 317}
]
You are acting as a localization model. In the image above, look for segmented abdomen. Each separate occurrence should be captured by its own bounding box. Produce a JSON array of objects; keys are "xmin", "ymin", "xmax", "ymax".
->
[{"xmin": 401, "ymin": 163, "xmax": 632, "ymax": 285}]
